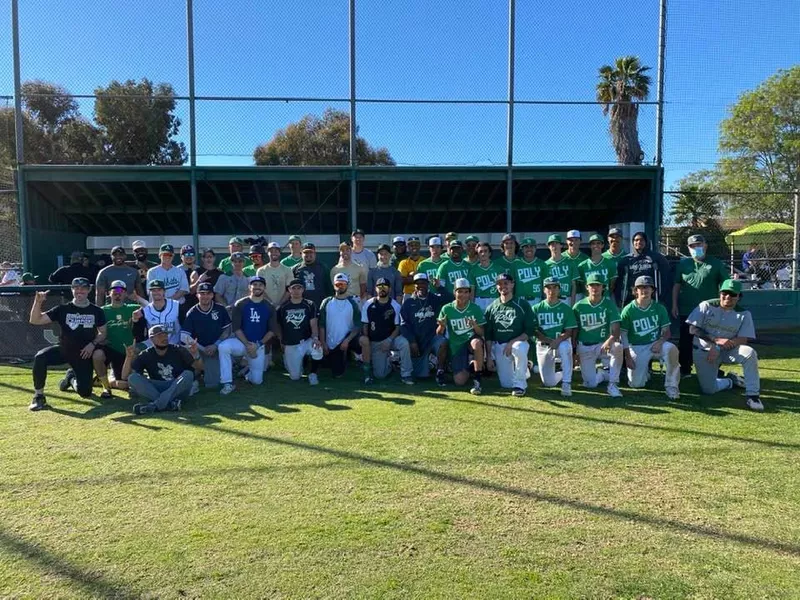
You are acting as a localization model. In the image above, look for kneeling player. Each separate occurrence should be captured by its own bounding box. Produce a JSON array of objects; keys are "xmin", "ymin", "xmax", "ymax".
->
[
  {"xmin": 532, "ymin": 277, "xmax": 577, "ymax": 396},
  {"xmin": 94, "ymin": 279, "xmax": 143, "ymax": 397},
  {"xmin": 436, "ymin": 278, "xmax": 485, "ymax": 395},
  {"xmin": 277, "ymin": 278, "xmax": 323, "ymax": 385},
  {"xmin": 573, "ymin": 273, "xmax": 623, "ymax": 398},
  {"xmin": 620, "ymin": 276, "xmax": 680, "ymax": 399}
]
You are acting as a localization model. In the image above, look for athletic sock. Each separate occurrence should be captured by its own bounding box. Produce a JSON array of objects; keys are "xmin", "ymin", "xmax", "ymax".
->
[
  {"xmin": 99, "ymin": 374, "xmax": 111, "ymax": 392},
  {"xmin": 310, "ymin": 360, "xmax": 319, "ymax": 374}
]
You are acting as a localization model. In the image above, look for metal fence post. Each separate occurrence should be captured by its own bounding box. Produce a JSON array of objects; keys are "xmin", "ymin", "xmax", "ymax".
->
[
  {"xmin": 793, "ymin": 189, "xmax": 799, "ymax": 290},
  {"xmin": 187, "ymin": 0, "xmax": 199, "ymax": 250},
  {"xmin": 11, "ymin": 0, "xmax": 29, "ymax": 270},
  {"xmin": 349, "ymin": 0, "xmax": 357, "ymax": 232},
  {"xmin": 505, "ymin": 0, "xmax": 515, "ymax": 234}
]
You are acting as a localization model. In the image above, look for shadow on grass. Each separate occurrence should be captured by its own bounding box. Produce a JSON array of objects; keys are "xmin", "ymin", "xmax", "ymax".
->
[
  {"xmin": 184, "ymin": 423, "xmax": 800, "ymax": 558},
  {"xmin": 0, "ymin": 528, "xmax": 137, "ymax": 599}
]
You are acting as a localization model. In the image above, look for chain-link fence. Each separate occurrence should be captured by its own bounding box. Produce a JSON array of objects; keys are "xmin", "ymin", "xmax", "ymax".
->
[{"xmin": 660, "ymin": 189, "xmax": 799, "ymax": 290}]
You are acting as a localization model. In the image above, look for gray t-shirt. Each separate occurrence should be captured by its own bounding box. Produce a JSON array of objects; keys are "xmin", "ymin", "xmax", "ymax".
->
[
  {"xmin": 214, "ymin": 273, "xmax": 250, "ymax": 307},
  {"xmin": 367, "ymin": 265, "xmax": 403, "ymax": 299},
  {"xmin": 686, "ymin": 300, "xmax": 755, "ymax": 350},
  {"xmin": 351, "ymin": 248, "xmax": 377, "ymax": 270},
  {"xmin": 96, "ymin": 264, "xmax": 140, "ymax": 294}
]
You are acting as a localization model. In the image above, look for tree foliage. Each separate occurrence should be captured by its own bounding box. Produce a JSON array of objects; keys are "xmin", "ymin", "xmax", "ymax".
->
[
  {"xmin": 597, "ymin": 56, "xmax": 651, "ymax": 166},
  {"xmin": 253, "ymin": 108, "xmax": 395, "ymax": 166}
]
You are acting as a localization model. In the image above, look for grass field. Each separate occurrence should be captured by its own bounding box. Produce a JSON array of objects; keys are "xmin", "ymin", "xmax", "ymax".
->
[{"xmin": 2, "ymin": 343, "xmax": 800, "ymax": 599}]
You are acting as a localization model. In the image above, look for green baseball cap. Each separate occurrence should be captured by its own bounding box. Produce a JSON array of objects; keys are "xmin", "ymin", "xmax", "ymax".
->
[
  {"xmin": 465, "ymin": 235, "xmax": 479, "ymax": 243},
  {"xmin": 586, "ymin": 273, "xmax": 605, "ymax": 286},
  {"xmin": 21, "ymin": 272, "xmax": 36, "ymax": 283},
  {"xmin": 589, "ymin": 234, "xmax": 604, "ymax": 243},
  {"xmin": 720, "ymin": 279, "xmax": 742, "ymax": 295},
  {"xmin": 148, "ymin": 279, "xmax": 166, "ymax": 290},
  {"xmin": 547, "ymin": 234, "xmax": 563, "ymax": 244},
  {"xmin": 288, "ymin": 234, "xmax": 302, "ymax": 243},
  {"xmin": 520, "ymin": 237, "xmax": 536, "ymax": 247},
  {"xmin": 228, "ymin": 236, "xmax": 244, "ymax": 245}
]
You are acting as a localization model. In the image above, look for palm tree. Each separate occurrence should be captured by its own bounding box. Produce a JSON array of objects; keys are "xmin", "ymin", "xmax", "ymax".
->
[
  {"xmin": 669, "ymin": 184, "xmax": 721, "ymax": 228},
  {"xmin": 597, "ymin": 56, "xmax": 651, "ymax": 165}
]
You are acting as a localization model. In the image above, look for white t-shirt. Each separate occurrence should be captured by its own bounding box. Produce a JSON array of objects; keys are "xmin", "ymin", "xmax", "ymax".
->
[
  {"xmin": 143, "ymin": 299, "xmax": 182, "ymax": 345},
  {"xmin": 351, "ymin": 248, "xmax": 377, "ymax": 270},
  {"xmin": 146, "ymin": 265, "xmax": 189, "ymax": 304},
  {"xmin": 1, "ymin": 270, "xmax": 20, "ymax": 284},
  {"xmin": 323, "ymin": 296, "xmax": 359, "ymax": 348}
]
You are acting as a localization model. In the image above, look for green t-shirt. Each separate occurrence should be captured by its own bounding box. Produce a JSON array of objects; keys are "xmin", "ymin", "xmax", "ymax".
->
[
  {"xmin": 674, "ymin": 256, "xmax": 728, "ymax": 315},
  {"xmin": 511, "ymin": 257, "xmax": 547, "ymax": 301},
  {"xmin": 565, "ymin": 251, "xmax": 589, "ymax": 295},
  {"xmin": 438, "ymin": 301, "xmax": 486, "ymax": 354},
  {"xmin": 436, "ymin": 260, "xmax": 472, "ymax": 295},
  {"xmin": 573, "ymin": 296, "xmax": 621, "ymax": 345},
  {"xmin": 102, "ymin": 303, "xmax": 140, "ymax": 354},
  {"xmin": 620, "ymin": 300, "xmax": 671, "ymax": 346},
  {"xmin": 545, "ymin": 256, "xmax": 578, "ymax": 299},
  {"xmin": 602, "ymin": 248, "xmax": 626, "ymax": 272},
  {"xmin": 243, "ymin": 265, "xmax": 257, "ymax": 277},
  {"xmin": 578, "ymin": 256, "xmax": 618, "ymax": 298},
  {"xmin": 417, "ymin": 256, "xmax": 447, "ymax": 284},
  {"xmin": 484, "ymin": 297, "xmax": 535, "ymax": 343},
  {"xmin": 280, "ymin": 255, "xmax": 303, "ymax": 269},
  {"xmin": 532, "ymin": 299, "xmax": 578, "ymax": 339},
  {"xmin": 219, "ymin": 255, "xmax": 254, "ymax": 275},
  {"xmin": 470, "ymin": 262, "xmax": 504, "ymax": 299},
  {"xmin": 494, "ymin": 255, "xmax": 519, "ymax": 275}
]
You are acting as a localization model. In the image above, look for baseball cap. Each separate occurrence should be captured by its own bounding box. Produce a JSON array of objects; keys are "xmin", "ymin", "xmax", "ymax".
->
[
  {"xmin": 230, "ymin": 252, "xmax": 246, "ymax": 261},
  {"xmin": 302, "ymin": 242, "xmax": 316, "ymax": 250},
  {"xmin": 720, "ymin": 279, "xmax": 742, "ymax": 295},
  {"xmin": 110, "ymin": 245, "xmax": 125, "ymax": 255},
  {"xmin": 159, "ymin": 244, "xmax": 174, "ymax": 255},
  {"xmin": 249, "ymin": 245, "xmax": 265, "ymax": 255},
  {"xmin": 71, "ymin": 277, "xmax": 91, "ymax": 288},
  {"xmin": 589, "ymin": 234, "xmax": 604, "ymax": 243},
  {"xmin": 333, "ymin": 272, "xmax": 350, "ymax": 284},
  {"xmin": 376, "ymin": 243, "xmax": 391, "ymax": 253},
  {"xmin": 286, "ymin": 278, "xmax": 305, "ymax": 289},
  {"xmin": 109, "ymin": 279, "xmax": 127, "ymax": 290},
  {"xmin": 131, "ymin": 240, "xmax": 147, "ymax": 251},
  {"xmin": 148, "ymin": 279, "xmax": 165, "ymax": 289},
  {"xmin": 465, "ymin": 235, "xmax": 479, "ymax": 243},
  {"xmin": 448, "ymin": 240, "xmax": 463, "ymax": 248},
  {"xmin": 228, "ymin": 236, "xmax": 244, "ymax": 245},
  {"xmin": 21, "ymin": 272, "xmax": 36, "ymax": 283},
  {"xmin": 375, "ymin": 277, "xmax": 390, "ymax": 287},
  {"xmin": 392, "ymin": 236, "xmax": 406, "ymax": 244},
  {"xmin": 249, "ymin": 276, "xmax": 266, "ymax": 285},
  {"xmin": 496, "ymin": 273, "xmax": 514, "ymax": 283},
  {"xmin": 148, "ymin": 325, "xmax": 167, "ymax": 337},
  {"xmin": 454, "ymin": 277, "xmax": 471, "ymax": 290},
  {"xmin": 687, "ymin": 234, "xmax": 706, "ymax": 245},
  {"xmin": 586, "ymin": 273, "xmax": 605, "ymax": 285},
  {"xmin": 267, "ymin": 242, "xmax": 281, "ymax": 250},
  {"xmin": 543, "ymin": 276, "xmax": 560, "ymax": 287},
  {"xmin": 181, "ymin": 244, "xmax": 195, "ymax": 256},
  {"xmin": 413, "ymin": 272, "xmax": 429, "ymax": 282},
  {"xmin": 547, "ymin": 234, "xmax": 563, "ymax": 244},
  {"xmin": 634, "ymin": 275, "xmax": 655, "ymax": 287},
  {"xmin": 445, "ymin": 231, "xmax": 458, "ymax": 240},
  {"xmin": 351, "ymin": 228, "xmax": 365, "ymax": 237},
  {"xmin": 608, "ymin": 228, "xmax": 623, "ymax": 237},
  {"xmin": 407, "ymin": 236, "xmax": 421, "ymax": 243},
  {"xmin": 520, "ymin": 237, "xmax": 536, "ymax": 247},
  {"xmin": 501, "ymin": 233, "xmax": 517, "ymax": 242},
  {"xmin": 566, "ymin": 229, "xmax": 581, "ymax": 240},
  {"xmin": 288, "ymin": 235, "xmax": 302, "ymax": 243},
  {"xmin": 197, "ymin": 282, "xmax": 214, "ymax": 293},
  {"xmin": 428, "ymin": 236, "xmax": 443, "ymax": 246}
]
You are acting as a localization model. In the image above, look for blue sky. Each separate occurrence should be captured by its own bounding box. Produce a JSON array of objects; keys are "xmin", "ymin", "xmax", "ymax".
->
[{"xmin": 0, "ymin": 0, "xmax": 797, "ymax": 190}]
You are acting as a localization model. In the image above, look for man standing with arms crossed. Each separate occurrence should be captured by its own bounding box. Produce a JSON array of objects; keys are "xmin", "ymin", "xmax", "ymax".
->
[
  {"xmin": 532, "ymin": 277, "xmax": 577, "ymax": 397},
  {"xmin": 397, "ymin": 236, "xmax": 425, "ymax": 300},
  {"xmin": 436, "ymin": 278, "xmax": 485, "ymax": 395}
]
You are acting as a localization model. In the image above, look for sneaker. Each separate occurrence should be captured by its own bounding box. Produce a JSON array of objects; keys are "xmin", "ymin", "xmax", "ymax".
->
[
  {"xmin": 189, "ymin": 381, "xmax": 200, "ymax": 396},
  {"xmin": 470, "ymin": 381, "xmax": 482, "ymax": 396},
  {"xmin": 435, "ymin": 370, "xmax": 446, "ymax": 387},
  {"xmin": 607, "ymin": 383, "xmax": 623, "ymax": 398},
  {"xmin": 364, "ymin": 375, "xmax": 374, "ymax": 384},
  {"xmin": 401, "ymin": 376, "xmax": 415, "ymax": 385},
  {"xmin": 681, "ymin": 372, "xmax": 693, "ymax": 380},
  {"xmin": 100, "ymin": 390, "xmax": 113, "ymax": 399},
  {"xmin": 133, "ymin": 403, "xmax": 156, "ymax": 415},
  {"xmin": 665, "ymin": 386, "xmax": 680, "ymax": 400},
  {"xmin": 511, "ymin": 387, "xmax": 525, "ymax": 397},
  {"xmin": 167, "ymin": 397, "xmax": 182, "ymax": 411},
  {"xmin": 237, "ymin": 366, "xmax": 250, "ymax": 380},
  {"xmin": 29, "ymin": 393, "xmax": 47, "ymax": 411},
  {"xmin": 220, "ymin": 383, "xmax": 236, "ymax": 395},
  {"xmin": 59, "ymin": 369, "xmax": 75, "ymax": 392},
  {"xmin": 727, "ymin": 372, "xmax": 746, "ymax": 389},
  {"xmin": 308, "ymin": 373, "xmax": 319, "ymax": 386},
  {"xmin": 746, "ymin": 396, "xmax": 764, "ymax": 412},
  {"xmin": 561, "ymin": 382, "xmax": 572, "ymax": 397}
]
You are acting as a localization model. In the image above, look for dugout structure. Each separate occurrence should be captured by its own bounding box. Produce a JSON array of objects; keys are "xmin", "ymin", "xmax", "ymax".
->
[{"xmin": 21, "ymin": 164, "xmax": 662, "ymax": 276}]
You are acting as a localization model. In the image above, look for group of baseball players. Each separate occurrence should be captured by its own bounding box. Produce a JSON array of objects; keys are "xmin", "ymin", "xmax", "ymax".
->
[{"xmin": 26, "ymin": 228, "xmax": 764, "ymax": 415}]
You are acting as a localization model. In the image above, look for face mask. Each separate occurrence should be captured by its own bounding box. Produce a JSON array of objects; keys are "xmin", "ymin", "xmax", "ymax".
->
[{"xmin": 690, "ymin": 246, "xmax": 705, "ymax": 259}]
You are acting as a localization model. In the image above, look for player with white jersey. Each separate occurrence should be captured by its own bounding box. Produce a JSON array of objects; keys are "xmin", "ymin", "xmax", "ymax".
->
[
  {"xmin": 136, "ymin": 279, "xmax": 182, "ymax": 346},
  {"xmin": 620, "ymin": 276, "xmax": 680, "ymax": 399},
  {"xmin": 686, "ymin": 279, "xmax": 763, "ymax": 411},
  {"xmin": 572, "ymin": 273, "xmax": 623, "ymax": 397},
  {"xmin": 146, "ymin": 244, "xmax": 189, "ymax": 304},
  {"xmin": 532, "ymin": 277, "xmax": 577, "ymax": 396}
]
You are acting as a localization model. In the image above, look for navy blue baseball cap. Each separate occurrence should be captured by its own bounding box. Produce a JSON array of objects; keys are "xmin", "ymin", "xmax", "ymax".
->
[{"xmin": 197, "ymin": 282, "xmax": 214, "ymax": 293}]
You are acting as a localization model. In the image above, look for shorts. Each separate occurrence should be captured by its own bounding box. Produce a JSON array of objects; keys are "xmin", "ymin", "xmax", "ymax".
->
[{"xmin": 450, "ymin": 335, "xmax": 481, "ymax": 374}]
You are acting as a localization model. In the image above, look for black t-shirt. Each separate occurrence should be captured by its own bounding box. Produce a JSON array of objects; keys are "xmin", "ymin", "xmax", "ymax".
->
[
  {"xmin": 131, "ymin": 345, "xmax": 194, "ymax": 382},
  {"xmin": 277, "ymin": 299, "xmax": 317, "ymax": 346},
  {"xmin": 45, "ymin": 302, "xmax": 106, "ymax": 355},
  {"xmin": 362, "ymin": 297, "xmax": 400, "ymax": 342},
  {"xmin": 48, "ymin": 263, "xmax": 94, "ymax": 285},
  {"xmin": 193, "ymin": 266, "xmax": 223, "ymax": 289}
]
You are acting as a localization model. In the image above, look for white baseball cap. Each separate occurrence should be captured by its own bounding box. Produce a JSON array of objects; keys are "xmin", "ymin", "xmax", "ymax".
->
[
  {"xmin": 132, "ymin": 240, "xmax": 147, "ymax": 250},
  {"xmin": 333, "ymin": 272, "xmax": 350, "ymax": 284},
  {"xmin": 567, "ymin": 230, "xmax": 581, "ymax": 240},
  {"xmin": 454, "ymin": 278, "xmax": 471, "ymax": 290},
  {"xmin": 428, "ymin": 236, "xmax": 442, "ymax": 246},
  {"xmin": 267, "ymin": 242, "xmax": 280, "ymax": 250},
  {"xmin": 310, "ymin": 345, "xmax": 324, "ymax": 360},
  {"xmin": 413, "ymin": 272, "xmax": 429, "ymax": 281},
  {"xmin": 392, "ymin": 236, "xmax": 406, "ymax": 244}
]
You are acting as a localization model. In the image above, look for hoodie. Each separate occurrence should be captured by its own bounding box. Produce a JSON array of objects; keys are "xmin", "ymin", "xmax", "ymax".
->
[{"xmin": 615, "ymin": 232, "xmax": 672, "ymax": 306}]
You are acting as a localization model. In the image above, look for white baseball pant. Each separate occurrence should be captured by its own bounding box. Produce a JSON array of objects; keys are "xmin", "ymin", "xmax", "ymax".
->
[
  {"xmin": 491, "ymin": 340, "xmax": 530, "ymax": 390},
  {"xmin": 577, "ymin": 341, "xmax": 622, "ymax": 387},
  {"xmin": 283, "ymin": 338, "xmax": 316, "ymax": 380},
  {"xmin": 535, "ymin": 339, "xmax": 573, "ymax": 387},
  {"xmin": 218, "ymin": 338, "xmax": 267, "ymax": 385},
  {"xmin": 627, "ymin": 342, "xmax": 680, "ymax": 390}
]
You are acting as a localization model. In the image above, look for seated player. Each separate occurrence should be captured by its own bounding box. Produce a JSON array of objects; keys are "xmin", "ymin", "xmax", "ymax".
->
[
  {"xmin": 532, "ymin": 276, "xmax": 577, "ymax": 397},
  {"xmin": 436, "ymin": 277, "xmax": 485, "ymax": 395}
]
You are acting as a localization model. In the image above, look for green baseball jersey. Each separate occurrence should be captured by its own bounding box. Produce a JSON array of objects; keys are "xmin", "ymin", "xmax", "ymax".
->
[
  {"xmin": 219, "ymin": 255, "xmax": 254, "ymax": 275},
  {"xmin": 512, "ymin": 257, "xmax": 547, "ymax": 301},
  {"xmin": 565, "ymin": 251, "xmax": 588, "ymax": 295},
  {"xmin": 578, "ymin": 256, "xmax": 617, "ymax": 298},
  {"xmin": 484, "ymin": 297, "xmax": 535, "ymax": 343},
  {"xmin": 464, "ymin": 255, "xmax": 480, "ymax": 265},
  {"xmin": 436, "ymin": 259, "xmax": 472, "ymax": 294},
  {"xmin": 417, "ymin": 256, "xmax": 447, "ymax": 284},
  {"xmin": 243, "ymin": 264, "xmax": 257, "ymax": 277},
  {"xmin": 280, "ymin": 255, "xmax": 303, "ymax": 268},
  {"xmin": 573, "ymin": 296, "xmax": 621, "ymax": 345},
  {"xmin": 494, "ymin": 255, "xmax": 519, "ymax": 275},
  {"xmin": 102, "ymin": 303, "xmax": 140, "ymax": 354},
  {"xmin": 620, "ymin": 300, "xmax": 671, "ymax": 345},
  {"xmin": 532, "ymin": 299, "xmax": 577, "ymax": 339},
  {"xmin": 469, "ymin": 262, "xmax": 504, "ymax": 299},
  {"xmin": 438, "ymin": 301, "xmax": 486, "ymax": 354},
  {"xmin": 674, "ymin": 256, "xmax": 727, "ymax": 315},
  {"xmin": 602, "ymin": 248, "xmax": 626, "ymax": 271},
  {"xmin": 545, "ymin": 256, "xmax": 578, "ymax": 299}
]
